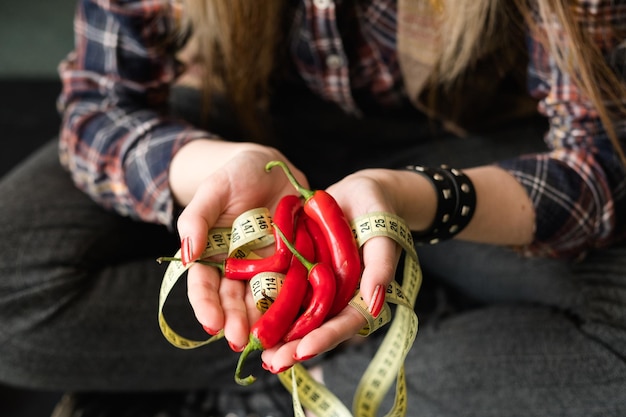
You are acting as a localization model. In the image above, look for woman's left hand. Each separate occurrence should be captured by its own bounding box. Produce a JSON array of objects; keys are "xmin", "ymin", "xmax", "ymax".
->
[{"xmin": 260, "ymin": 168, "xmax": 414, "ymax": 372}]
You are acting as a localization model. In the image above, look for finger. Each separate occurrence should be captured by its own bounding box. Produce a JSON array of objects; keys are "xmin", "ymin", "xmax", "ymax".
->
[
  {"xmin": 359, "ymin": 236, "xmax": 401, "ymax": 311},
  {"xmin": 176, "ymin": 174, "xmax": 229, "ymax": 264},
  {"xmin": 219, "ymin": 277, "xmax": 251, "ymax": 351},
  {"xmin": 261, "ymin": 339, "xmax": 299, "ymax": 373},
  {"xmin": 187, "ymin": 264, "xmax": 225, "ymax": 336}
]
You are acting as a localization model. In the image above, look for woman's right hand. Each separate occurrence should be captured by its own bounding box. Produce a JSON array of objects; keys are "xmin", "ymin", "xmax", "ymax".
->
[{"xmin": 171, "ymin": 139, "xmax": 308, "ymax": 352}]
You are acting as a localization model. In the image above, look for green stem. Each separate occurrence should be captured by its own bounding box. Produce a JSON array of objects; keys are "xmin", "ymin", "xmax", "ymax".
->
[
  {"xmin": 265, "ymin": 160, "xmax": 314, "ymax": 200},
  {"xmin": 156, "ymin": 256, "xmax": 224, "ymax": 271},
  {"xmin": 273, "ymin": 223, "xmax": 314, "ymax": 271},
  {"xmin": 234, "ymin": 335, "xmax": 263, "ymax": 386}
]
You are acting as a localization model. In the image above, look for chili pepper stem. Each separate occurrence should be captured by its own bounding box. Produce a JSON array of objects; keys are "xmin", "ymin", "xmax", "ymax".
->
[
  {"xmin": 273, "ymin": 224, "xmax": 314, "ymax": 271},
  {"xmin": 234, "ymin": 335, "xmax": 263, "ymax": 386},
  {"xmin": 156, "ymin": 256, "xmax": 224, "ymax": 271},
  {"xmin": 265, "ymin": 161, "xmax": 314, "ymax": 200}
]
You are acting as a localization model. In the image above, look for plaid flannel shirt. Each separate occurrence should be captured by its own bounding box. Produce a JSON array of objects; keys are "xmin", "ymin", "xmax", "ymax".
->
[{"xmin": 58, "ymin": 0, "xmax": 626, "ymax": 258}]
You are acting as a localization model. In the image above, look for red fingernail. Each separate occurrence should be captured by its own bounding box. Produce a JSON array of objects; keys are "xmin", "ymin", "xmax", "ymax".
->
[
  {"xmin": 181, "ymin": 236, "xmax": 192, "ymax": 266},
  {"xmin": 261, "ymin": 362, "xmax": 270, "ymax": 371},
  {"xmin": 228, "ymin": 341, "xmax": 245, "ymax": 352},
  {"xmin": 368, "ymin": 285, "xmax": 385, "ymax": 318},
  {"xmin": 293, "ymin": 353, "xmax": 316, "ymax": 362},
  {"xmin": 271, "ymin": 365, "xmax": 292, "ymax": 374},
  {"xmin": 202, "ymin": 325, "xmax": 220, "ymax": 336}
]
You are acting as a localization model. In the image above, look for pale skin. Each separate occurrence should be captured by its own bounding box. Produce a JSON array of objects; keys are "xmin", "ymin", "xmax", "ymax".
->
[{"xmin": 171, "ymin": 138, "xmax": 535, "ymax": 373}]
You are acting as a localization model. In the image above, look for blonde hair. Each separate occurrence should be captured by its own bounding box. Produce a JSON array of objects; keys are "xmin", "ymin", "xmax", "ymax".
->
[
  {"xmin": 516, "ymin": 0, "xmax": 626, "ymax": 162},
  {"xmin": 434, "ymin": 0, "xmax": 517, "ymax": 84},
  {"xmin": 179, "ymin": 0, "xmax": 285, "ymax": 143},
  {"xmin": 179, "ymin": 0, "xmax": 626, "ymax": 160}
]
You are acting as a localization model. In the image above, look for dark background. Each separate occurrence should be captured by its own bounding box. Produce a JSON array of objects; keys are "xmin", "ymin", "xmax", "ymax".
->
[{"xmin": 1, "ymin": 0, "xmax": 77, "ymax": 415}]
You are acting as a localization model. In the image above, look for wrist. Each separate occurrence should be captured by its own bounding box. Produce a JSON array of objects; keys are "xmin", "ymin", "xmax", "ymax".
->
[
  {"xmin": 378, "ymin": 169, "xmax": 438, "ymax": 232},
  {"xmin": 169, "ymin": 139, "xmax": 264, "ymax": 206}
]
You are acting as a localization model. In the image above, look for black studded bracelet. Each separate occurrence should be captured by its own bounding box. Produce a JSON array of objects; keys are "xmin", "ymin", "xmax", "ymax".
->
[{"xmin": 405, "ymin": 164, "xmax": 477, "ymax": 245}]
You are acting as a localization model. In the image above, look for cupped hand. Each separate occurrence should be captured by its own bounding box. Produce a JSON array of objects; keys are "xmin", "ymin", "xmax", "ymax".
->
[
  {"xmin": 173, "ymin": 140, "xmax": 308, "ymax": 351},
  {"xmin": 261, "ymin": 168, "xmax": 406, "ymax": 372}
]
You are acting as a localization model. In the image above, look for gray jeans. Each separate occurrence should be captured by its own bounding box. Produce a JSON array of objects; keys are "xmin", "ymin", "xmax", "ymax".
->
[{"xmin": 0, "ymin": 86, "xmax": 625, "ymax": 416}]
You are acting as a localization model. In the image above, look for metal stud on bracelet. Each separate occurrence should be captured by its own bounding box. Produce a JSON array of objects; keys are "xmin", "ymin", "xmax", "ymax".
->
[{"xmin": 405, "ymin": 164, "xmax": 477, "ymax": 245}]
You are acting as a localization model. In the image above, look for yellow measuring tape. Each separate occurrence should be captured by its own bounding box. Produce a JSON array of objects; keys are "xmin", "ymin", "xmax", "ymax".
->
[
  {"xmin": 158, "ymin": 207, "xmax": 275, "ymax": 349},
  {"xmin": 157, "ymin": 210, "xmax": 421, "ymax": 417}
]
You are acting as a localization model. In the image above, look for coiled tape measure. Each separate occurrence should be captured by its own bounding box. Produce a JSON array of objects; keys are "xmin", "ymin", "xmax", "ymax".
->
[{"xmin": 158, "ymin": 209, "xmax": 421, "ymax": 416}]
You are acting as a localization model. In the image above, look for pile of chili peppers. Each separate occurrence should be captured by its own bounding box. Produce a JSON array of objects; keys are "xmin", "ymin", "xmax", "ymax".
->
[
  {"xmin": 180, "ymin": 161, "xmax": 363, "ymax": 385},
  {"xmin": 226, "ymin": 161, "xmax": 363, "ymax": 385}
]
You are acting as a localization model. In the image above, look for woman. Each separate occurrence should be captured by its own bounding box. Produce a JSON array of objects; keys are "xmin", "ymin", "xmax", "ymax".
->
[{"xmin": 1, "ymin": 0, "xmax": 625, "ymax": 416}]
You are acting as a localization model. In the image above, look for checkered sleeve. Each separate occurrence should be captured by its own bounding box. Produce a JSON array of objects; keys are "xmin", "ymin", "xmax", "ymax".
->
[
  {"xmin": 497, "ymin": 0, "xmax": 626, "ymax": 258},
  {"xmin": 57, "ymin": 0, "xmax": 213, "ymax": 228}
]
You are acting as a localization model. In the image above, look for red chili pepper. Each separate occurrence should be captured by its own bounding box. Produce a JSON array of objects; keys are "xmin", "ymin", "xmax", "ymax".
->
[
  {"xmin": 223, "ymin": 194, "xmax": 302, "ymax": 280},
  {"xmin": 273, "ymin": 220, "xmax": 336, "ymax": 343},
  {"xmin": 292, "ymin": 210, "xmax": 331, "ymax": 308},
  {"xmin": 302, "ymin": 211, "xmax": 333, "ymax": 266},
  {"xmin": 234, "ymin": 217, "xmax": 314, "ymax": 386},
  {"xmin": 266, "ymin": 161, "xmax": 362, "ymax": 318},
  {"xmin": 158, "ymin": 195, "xmax": 303, "ymax": 278}
]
